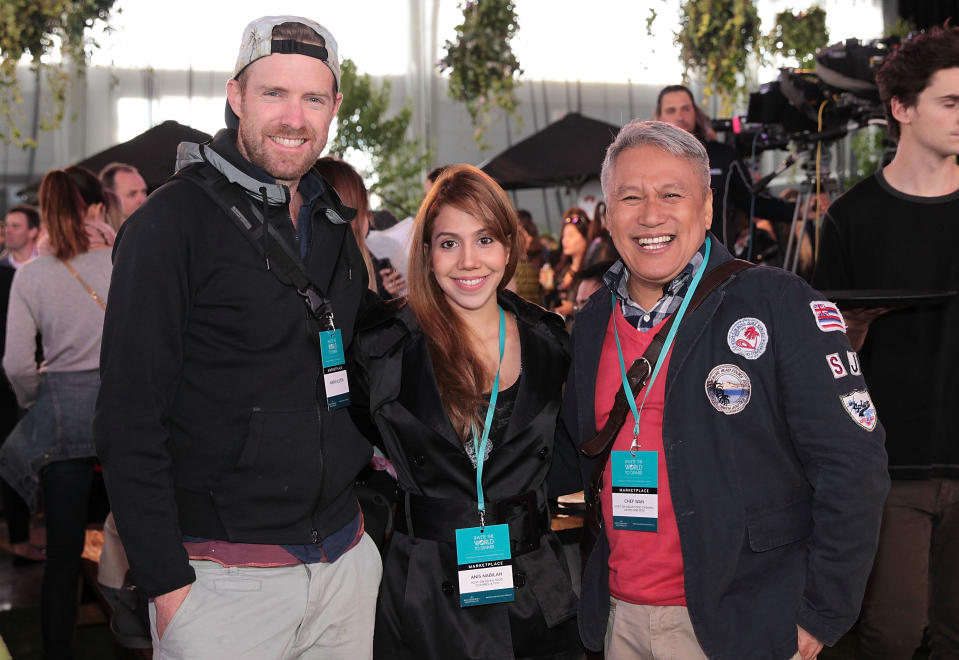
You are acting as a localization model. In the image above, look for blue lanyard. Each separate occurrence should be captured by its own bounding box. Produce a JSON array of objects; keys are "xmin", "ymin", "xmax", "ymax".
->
[
  {"xmin": 472, "ymin": 305, "xmax": 506, "ymax": 530},
  {"xmin": 612, "ymin": 238, "xmax": 711, "ymax": 450}
]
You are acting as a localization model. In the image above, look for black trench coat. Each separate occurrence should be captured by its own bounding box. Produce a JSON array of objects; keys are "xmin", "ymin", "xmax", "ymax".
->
[{"xmin": 353, "ymin": 291, "xmax": 582, "ymax": 660}]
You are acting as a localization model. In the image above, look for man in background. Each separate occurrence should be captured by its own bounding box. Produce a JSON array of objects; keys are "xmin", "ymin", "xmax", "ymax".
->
[
  {"xmin": 655, "ymin": 85, "xmax": 794, "ymax": 248},
  {"xmin": 99, "ymin": 162, "xmax": 148, "ymax": 221},
  {"xmin": 0, "ymin": 206, "xmax": 40, "ymax": 270}
]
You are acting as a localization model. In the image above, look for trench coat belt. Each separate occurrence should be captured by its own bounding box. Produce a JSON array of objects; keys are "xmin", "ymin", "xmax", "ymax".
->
[{"xmin": 395, "ymin": 490, "xmax": 545, "ymax": 556}]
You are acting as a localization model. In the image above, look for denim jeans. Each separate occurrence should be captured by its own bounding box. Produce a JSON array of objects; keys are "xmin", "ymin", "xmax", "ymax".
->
[
  {"xmin": 40, "ymin": 457, "xmax": 96, "ymax": 660},
  {"xmin": 0, "ymin": 370, "xmax": 98, "ymax": 511}
]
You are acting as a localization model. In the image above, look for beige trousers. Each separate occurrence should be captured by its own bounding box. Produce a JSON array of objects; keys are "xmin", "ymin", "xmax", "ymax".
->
[
  {"xmin": 149, "ymin": 533, "xmax": 382, "ymax": 660},
  {"xmin": 604, "ymin": 597, "xmax": 803, "ymax": 660}
]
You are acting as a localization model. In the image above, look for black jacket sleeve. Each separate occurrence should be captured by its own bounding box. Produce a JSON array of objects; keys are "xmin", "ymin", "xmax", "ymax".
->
[
  {"xmin": 94, "ymin": 185, "xmax": 202, "ymax": 598},
  {"xmin": 773, "ymin": 275, "xmax": 889, "ymax": 644}
]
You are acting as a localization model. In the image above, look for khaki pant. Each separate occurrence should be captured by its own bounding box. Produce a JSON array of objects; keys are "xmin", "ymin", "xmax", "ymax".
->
[
  {"xmin": 149, "ymin": 533, "xmax": 382, "ymax": 660},
  {"xmin": 604, "ymin": 597, "xmax": 803, "ymax": 660}
]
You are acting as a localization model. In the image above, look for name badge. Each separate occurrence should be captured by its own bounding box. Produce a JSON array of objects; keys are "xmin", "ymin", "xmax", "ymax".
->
[
  {"xmin": 319, "ymin": 329, "xmax": 350, "ymax": 410},
  {"xmin": 454, "ymin": 524, "xmax": 515, "ymax": 608},
  {"xmin": 611, "ymin": 450, "xmax": 658, "ymax": 532}
]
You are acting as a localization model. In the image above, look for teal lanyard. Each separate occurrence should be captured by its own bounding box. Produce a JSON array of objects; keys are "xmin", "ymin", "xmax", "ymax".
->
[
  {"xmin": 472, "ymin": 305, "xmax": 506, "ymax": 530},
  {"xmin": 612, "ymin": 237, "xmax": 711, "ymax": 450}
]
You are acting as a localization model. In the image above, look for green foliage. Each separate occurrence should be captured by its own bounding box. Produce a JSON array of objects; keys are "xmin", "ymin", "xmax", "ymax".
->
[
  {"xmin": 849, "ymin": 124, "xmax": 887, "ymax": 186},
  {"xmin": 766, "ymin": 6, "xmax": 829, "ymax": 70},
  {"xmin": 329, "ymin": 59, "xmax": 431, "ymax": 218},
  {"xmin": 885, "ymin": 18, "xmax": 916, "ymax": 40},
  {"xmin": 676, "ymin": 0, "xmax": 763, "ymax": 114},
  {"xmin": 439, "ymin": 0, "xmax": 522, "ymax": 147},
  {"xmin": 0, "ymin": 0, "xmax": 116, "ymax": 147},
  {"xmin": 646, "ymin": 7, "xmax": 659, "ymax": 37}
]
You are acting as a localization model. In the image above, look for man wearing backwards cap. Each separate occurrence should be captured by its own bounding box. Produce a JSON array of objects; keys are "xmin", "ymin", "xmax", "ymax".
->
[{"xmin": 95, "ymin": 16, "xmax": 381, "ymax": 658}]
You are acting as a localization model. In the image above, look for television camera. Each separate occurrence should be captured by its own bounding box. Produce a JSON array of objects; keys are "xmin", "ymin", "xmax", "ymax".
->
[{"xmin": 712, "ymin": 37, "xmax": 897, "ymax": 272}]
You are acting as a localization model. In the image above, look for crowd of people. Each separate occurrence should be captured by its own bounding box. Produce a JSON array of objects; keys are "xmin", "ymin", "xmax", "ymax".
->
[{"xmin": 0, "ymin": 13, "xmax": 956, "ymax": 660}]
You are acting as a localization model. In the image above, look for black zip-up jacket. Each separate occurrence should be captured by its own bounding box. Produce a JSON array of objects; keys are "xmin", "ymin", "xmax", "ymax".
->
[{"xmin": 94, "ymin": 129, "xmax": 372, "ymax": 598}]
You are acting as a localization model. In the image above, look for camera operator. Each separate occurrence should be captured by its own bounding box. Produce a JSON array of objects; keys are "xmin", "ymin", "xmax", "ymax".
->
[
  {"xmin": 812, "ymin": 24, "xmax": 959, "ymax": 660},
  {"xmin": 655, "ymin": 85, "xmax": 794, "ymax": 250}
]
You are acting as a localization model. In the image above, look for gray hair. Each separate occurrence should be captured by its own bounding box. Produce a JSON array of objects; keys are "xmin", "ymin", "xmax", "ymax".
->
[{"xmin": 600, "ymin": 120, "xmax": 710, "ymax": 199}]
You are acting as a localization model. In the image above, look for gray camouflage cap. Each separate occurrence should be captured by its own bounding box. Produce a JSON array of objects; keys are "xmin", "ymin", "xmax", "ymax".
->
[{"xmin": 232, "ymin": 15, "xmax": 341, "ymax": 91}]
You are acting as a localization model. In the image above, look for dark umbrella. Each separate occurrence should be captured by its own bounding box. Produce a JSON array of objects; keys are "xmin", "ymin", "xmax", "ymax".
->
[
  {"xmin": 17, "ymin": 120, "xmax": 212, "ymax": 201},
  {"xmin": 479, "ymin": 112, "xmax": 621, "ymax": 191}
]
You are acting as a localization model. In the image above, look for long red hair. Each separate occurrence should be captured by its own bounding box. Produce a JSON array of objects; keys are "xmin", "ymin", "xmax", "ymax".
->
[
  {"xmin": 407, "ymin": 164, "xmax": 520, "ymax": 441},
  {"xmin": 38, "ymin": 166, "xmax": 106, "ymax": 260}
]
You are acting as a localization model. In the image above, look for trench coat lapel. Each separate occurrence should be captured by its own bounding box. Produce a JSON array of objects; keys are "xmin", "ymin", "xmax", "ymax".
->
[
  {"xmin": 503, "ymin": 319, "xmax": 549, "ymax": 442},
  {"xmin": 397, "ymin": 333, "xmax": 463, "ymax": 448}
]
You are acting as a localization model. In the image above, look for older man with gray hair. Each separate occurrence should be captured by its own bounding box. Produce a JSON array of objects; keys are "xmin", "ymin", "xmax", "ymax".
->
[{"xmin": 560, "ymin": 120, "xmax": 889, "ymax": 659}]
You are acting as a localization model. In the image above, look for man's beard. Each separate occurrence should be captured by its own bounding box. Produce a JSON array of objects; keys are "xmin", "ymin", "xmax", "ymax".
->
[{"xmin": 237, "ymin": 123, "xmax": 322, "ymax": 184}]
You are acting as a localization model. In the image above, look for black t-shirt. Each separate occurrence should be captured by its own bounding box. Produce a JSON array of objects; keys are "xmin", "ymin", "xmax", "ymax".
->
[{"xmin": 812, "ymin": 170, "xmax": 959, "ymax": 478}]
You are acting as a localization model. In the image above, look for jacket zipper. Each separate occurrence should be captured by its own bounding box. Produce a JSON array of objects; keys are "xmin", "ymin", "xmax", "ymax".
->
[{"xmin": 308, "ymin": 301, "xmax": 325, "ymax": 545}]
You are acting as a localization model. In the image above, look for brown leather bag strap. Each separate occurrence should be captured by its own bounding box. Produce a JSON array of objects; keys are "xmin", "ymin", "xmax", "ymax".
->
[{"xmin": 581, "ymin": 258, "xmax": 753, "ymax": 532}]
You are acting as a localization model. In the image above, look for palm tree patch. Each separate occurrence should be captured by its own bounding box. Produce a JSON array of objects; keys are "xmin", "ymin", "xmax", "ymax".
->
[{"xmin": 727, "ymin": 317, "xmax": 768, "ymax": 360}]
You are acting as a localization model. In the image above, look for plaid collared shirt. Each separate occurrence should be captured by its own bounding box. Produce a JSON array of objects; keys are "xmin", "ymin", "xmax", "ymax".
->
[{"xmin": 602, "ymin": 243, "xmax": 707, "ymax": 332}]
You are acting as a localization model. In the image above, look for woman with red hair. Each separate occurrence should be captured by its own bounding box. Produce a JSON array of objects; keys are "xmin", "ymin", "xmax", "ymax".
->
[{"xmin": 353, "ymin": 164, "xmax": 581, "ymax": 659}]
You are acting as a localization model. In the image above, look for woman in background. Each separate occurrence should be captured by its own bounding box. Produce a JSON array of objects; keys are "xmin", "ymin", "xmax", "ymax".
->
[
  {"xmin": 584, "ymin": 201, "xmax": 617, "ymax": 268},
  {"xmin": 313, "ymin": 157, "xmax": 405, "ymax": 299},
  {"xmin": 545, "ymin": 207, "xmax": 591, "ymax": 317},
  {"xmin": 0, "ymin": 166, "xmax": 113, "ymax": 660},
  {"xmin": 354, "ymin": 164, "xmax": 581, "ymax": 659}
]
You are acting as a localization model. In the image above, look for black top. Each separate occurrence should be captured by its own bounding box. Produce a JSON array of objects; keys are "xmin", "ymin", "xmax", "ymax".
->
[
  {"xmin": 471, "ymin": 374, "xmax": 521, "ymax": 466},
  {"xmin": 813, "ymin": 170, "xmax": 959, "ymax": 479}
]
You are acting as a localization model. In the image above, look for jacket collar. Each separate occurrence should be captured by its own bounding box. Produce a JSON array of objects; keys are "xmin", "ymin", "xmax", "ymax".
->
[{"xmin": 175, "ymin": 129, "xmax": 290, "ymax": 205}]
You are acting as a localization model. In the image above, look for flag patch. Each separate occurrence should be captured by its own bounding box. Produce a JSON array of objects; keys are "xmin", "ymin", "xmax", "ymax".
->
[{"xmin": 810, "ymin": 301, "xmax": 846, "ymax": 333}]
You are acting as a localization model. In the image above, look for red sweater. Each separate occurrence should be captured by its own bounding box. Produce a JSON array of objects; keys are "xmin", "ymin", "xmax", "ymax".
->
[{"xmin": 596, "ymin": 305, "xmax": 686, "ymax": 606}]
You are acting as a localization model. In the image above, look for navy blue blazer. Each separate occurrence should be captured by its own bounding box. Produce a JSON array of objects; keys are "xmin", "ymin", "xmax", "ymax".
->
[{"xmin": 562, "ymin": 238, "xmax": 889, "ymax": 659}]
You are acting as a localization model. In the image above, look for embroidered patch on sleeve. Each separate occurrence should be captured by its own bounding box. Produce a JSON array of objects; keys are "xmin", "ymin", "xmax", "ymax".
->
[
  {"xmin": 705, "ymin": 364, "xmax": 751, "ymax": 415},
  {"xmin": 847, "ymin": 350, "xmax": 861, "ymax": 376},
  {"xmin": 840, "ymin": 389, "xmax": 878, "ymax": 431},
  {"xmin": 810, "ymin": 301, "xmax": 846, "ymax": 333},
  {"xmin": 727, "ymin": 317, "xmax": 768, "ymax": 360},
  {"xmin": 826, "ymin": 353, "xmax": 848, "ymax": 379}
]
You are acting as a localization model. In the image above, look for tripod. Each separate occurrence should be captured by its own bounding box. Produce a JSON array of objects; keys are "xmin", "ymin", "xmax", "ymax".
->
[{"xmin": 782, "ymin": 145, "xmax": 842, "ymax": 276}]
